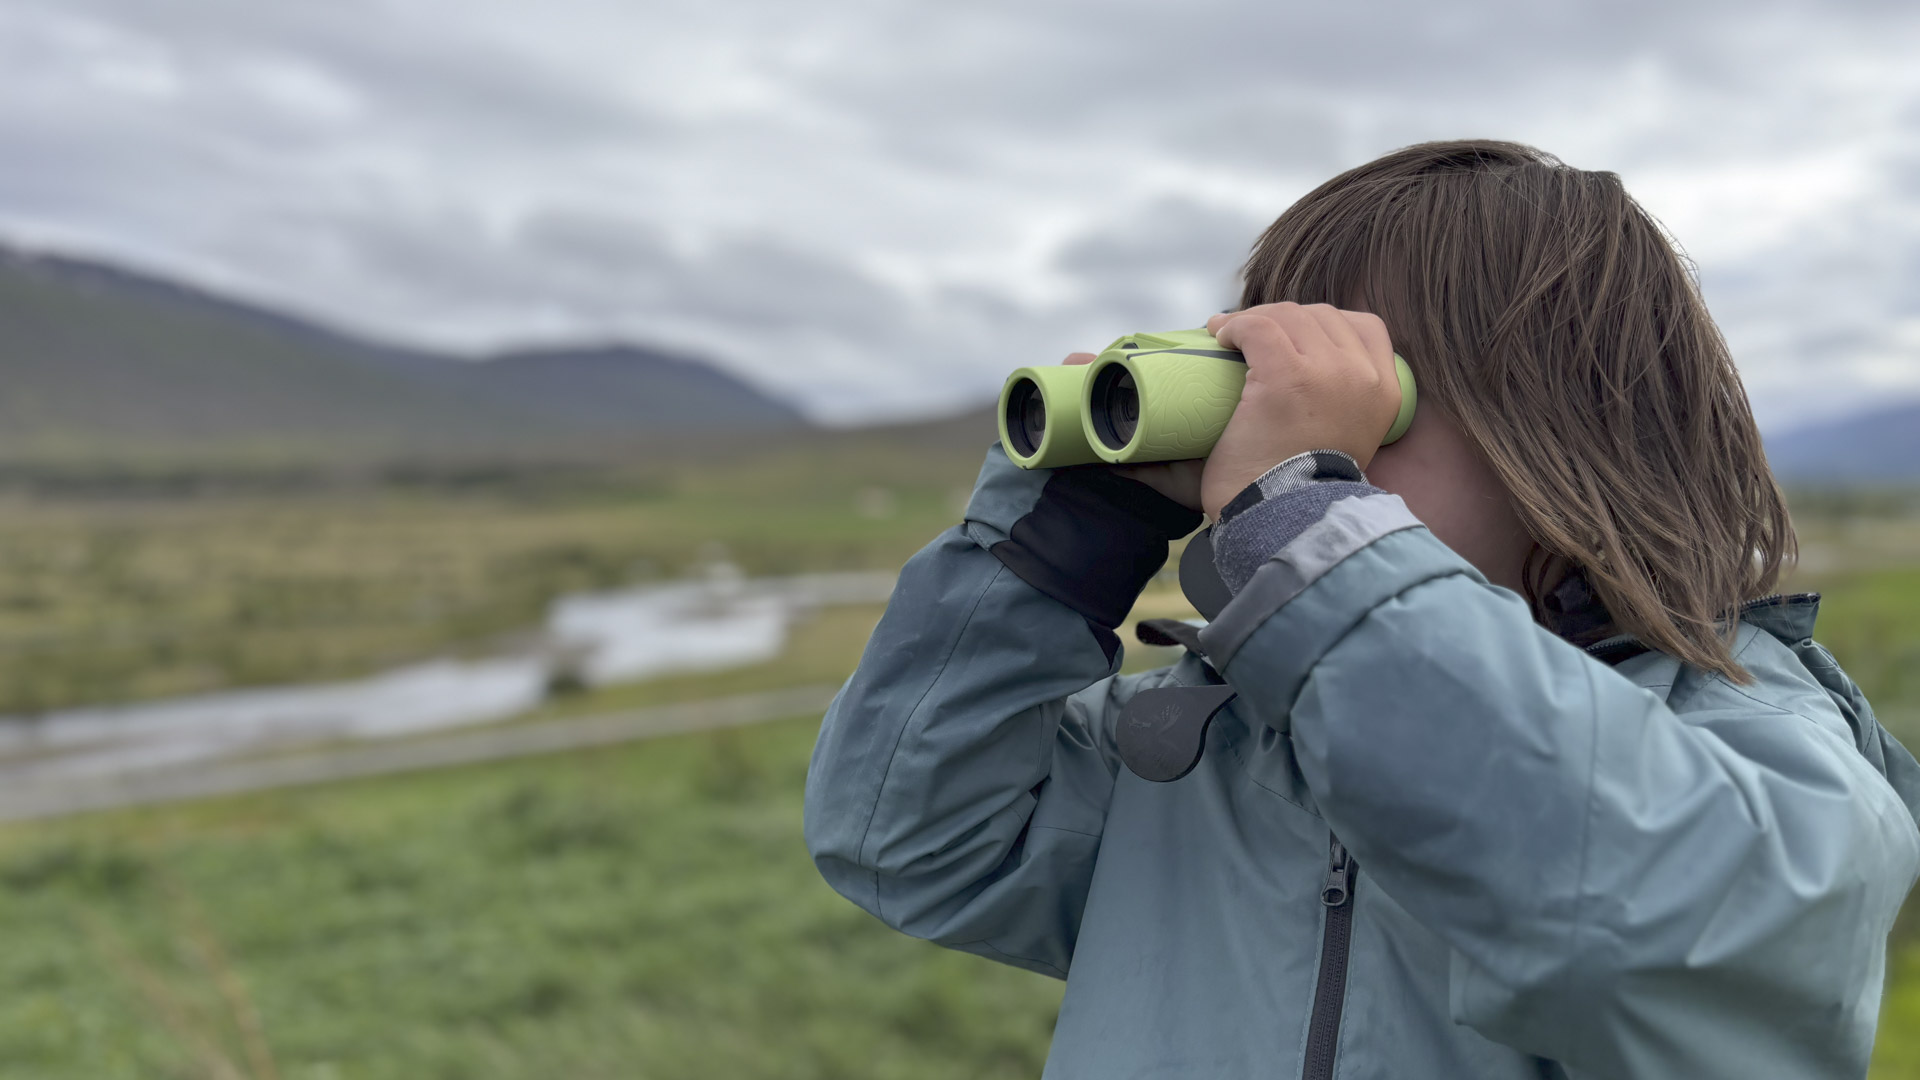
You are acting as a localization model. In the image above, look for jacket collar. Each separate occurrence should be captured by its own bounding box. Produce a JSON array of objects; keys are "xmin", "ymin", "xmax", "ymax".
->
[{"xmin": 1738, "ymin": 592, "xmax": 1823, "ymax": 645}]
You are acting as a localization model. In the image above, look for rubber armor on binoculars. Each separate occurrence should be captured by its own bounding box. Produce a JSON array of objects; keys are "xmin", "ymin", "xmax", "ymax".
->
[{"xmin": 998, "ymin": 328, "xmax": 1418, "ymax": 469}]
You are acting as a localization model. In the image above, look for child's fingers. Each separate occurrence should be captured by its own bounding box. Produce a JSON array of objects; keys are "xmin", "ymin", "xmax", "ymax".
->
[
  {"xmin": 1303, "ymin": 306, "xmax": 1393, "ymax": 396},
  {"xmin": 1219, "ymin": 303, "xmax": 1341, "ymax": 370},
  {"xmin": 1115, "ymin": 459, "xmax": 1205, "ymax": 511},
  {"xmin": 1212, "ymin": 311, "xmax": 1302, "ymax": 369},
  {"xmin": 1212, "ymin": 304, "xmax": 1297, "ymax": 343},
  {"xmin": 1224, "ymin": 305, "xmax": 1345, "ymax": 391},
  {"xmin": 1307, "ymin": 303, "xmax": 1367, "ymax": 356},
  {"xmin": 1340, "ymin": 310, "xmax": 1395, "ymax": 372},
  {"xmin": 1268, "ymin": 304, "xmax": 1342, "ymax": 368},
  {"xmin": 1062, "ymin": 352, "xmax": 1097, "ymax": 366}
]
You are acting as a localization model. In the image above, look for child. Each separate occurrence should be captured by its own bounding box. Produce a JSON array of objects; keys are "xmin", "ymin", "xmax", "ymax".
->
[{"xmin": 804, "ymin": 140, "xmax": 1920, "ymax": 1079}]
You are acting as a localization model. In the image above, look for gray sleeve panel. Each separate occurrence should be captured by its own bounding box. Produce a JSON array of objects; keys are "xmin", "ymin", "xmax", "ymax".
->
[
  {"xmin": 805, "ymin": 447, "xmax": 1153, "ymax": 979},
  {"xmin": 1210, "ymin": 481, "xmax": 1383, "ymax": 593},
  {"xmin": 1198, "ymin": 492, "xmax": 1427, "ymax": 669},
  {"xmin": 1214, "ymin": 523, "xmax": 1920, "ymax": 1078}
]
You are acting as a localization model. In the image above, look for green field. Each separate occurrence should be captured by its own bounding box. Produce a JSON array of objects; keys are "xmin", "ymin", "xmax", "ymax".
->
[
  {"xmin": 0, "ymin": 459, "xmax": 1915, "ymax": 1077},
  {"xmin": 0, "ymin": 713, "xmax": 1067, "ymax": 1080},
  {"xmin": 0, "ymin": 631, "xmax": 1912, "ymax": 1079},
  {"xmin": 0, "ymin": 443, "xmax": 983, "ymax": 715}
]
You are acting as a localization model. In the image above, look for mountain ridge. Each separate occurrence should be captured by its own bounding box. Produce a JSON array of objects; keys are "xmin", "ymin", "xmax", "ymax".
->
[
  {"xmin": 7, "ymin": 242, "xmax": 1912, "ymax": 480},
  {"xmin": 1764, "ymin": 399, "xmax": 1920, "ymax": 484},
  {"xmin": 0, "ymin": 245, "xmax": 808, "ymax": 461}
]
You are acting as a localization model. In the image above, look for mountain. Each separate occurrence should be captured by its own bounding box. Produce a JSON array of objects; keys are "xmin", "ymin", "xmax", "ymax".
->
[
  {"xmin": 458, "ymin": 344, "xmax": 804, "ymax": 435},
  {"xmin": 0, "ymin": 247, "xmax": 808, "ymax": 461},
  {"xmin": 1765, "ymin": 400, "xmax": 1920, "ymax": 484}
]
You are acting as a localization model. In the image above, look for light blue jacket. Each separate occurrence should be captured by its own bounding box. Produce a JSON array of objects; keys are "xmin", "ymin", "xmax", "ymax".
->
[{"xmin": 805, "ymin": 447, "xmax": 1920, "ymax": 1078}]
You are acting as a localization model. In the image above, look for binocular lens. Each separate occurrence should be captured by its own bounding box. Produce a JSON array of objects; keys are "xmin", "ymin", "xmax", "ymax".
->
[
  {"xmin": 1005, "ymin": 377, "xmax": 1047, "ymax": 457},
  {"xmin": 1090, "ymin": 365, "xmax": 1139, "ymax": 450}
]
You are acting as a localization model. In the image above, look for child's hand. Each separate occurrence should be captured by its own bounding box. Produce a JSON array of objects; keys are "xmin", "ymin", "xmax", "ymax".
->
[
  {"xmin": 1061, "ymin": 352, "xmax": 1205, "ymax": 511},
  {"xmin": 1200, "ymin": 304, "xmax": 1403, "ymax": 519}
]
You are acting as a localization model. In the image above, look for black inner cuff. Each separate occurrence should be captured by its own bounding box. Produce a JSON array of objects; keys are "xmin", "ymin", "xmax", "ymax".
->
[{"xmin": 989, "ymin": 467, "xmax": 1203, "ymax": 629}]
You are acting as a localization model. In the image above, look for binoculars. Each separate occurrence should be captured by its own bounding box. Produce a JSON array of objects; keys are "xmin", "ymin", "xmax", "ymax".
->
[{"xmin": 998, "ymin": 328, "xmax": 1418, "ymax": 469}]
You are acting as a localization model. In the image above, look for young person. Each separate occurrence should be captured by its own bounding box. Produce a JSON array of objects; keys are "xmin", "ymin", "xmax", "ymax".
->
[{"xmin": 804, "ymin": 140, "xmax": 1920, "ymax": 1078}]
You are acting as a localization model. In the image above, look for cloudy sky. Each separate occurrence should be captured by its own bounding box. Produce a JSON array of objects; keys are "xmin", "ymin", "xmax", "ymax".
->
[{"xmin": 1, "ymin": 0, "xmax": 1917, "ymax": 428}]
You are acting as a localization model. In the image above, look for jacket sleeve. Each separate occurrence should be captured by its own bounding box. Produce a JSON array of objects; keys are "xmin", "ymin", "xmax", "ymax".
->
[
  {"xmin": 804, "ymin": 445, "xmax": 1201, "ymax": 977},
  {"xmin": 1197, "ymin": 491, "xmax": 1920, "ymax": 1078}
]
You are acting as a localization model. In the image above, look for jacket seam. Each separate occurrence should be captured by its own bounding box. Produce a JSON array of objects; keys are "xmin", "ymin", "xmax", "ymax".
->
[
  {"xmin": 1238, "ymin": 748, "xmax": 1316, "ymax": 814},
  {"xmin": 856, "ymin": 559, "xmax": 1009, "ymax": 922},
  {"xmin": 1203, "ymin": 499, "xmax": 1423, "ymax": 667},
  {"xmin": 1705, "ymin": 637, "xmax": 1818, "ymax": 722},
  {"xmin": 1292, "ymin": 575, "xmax": 1613, "ymax": 1004},
  {"xmin": 1028, "ymin": 822, "xmax": 1104, "ymax": 842},
  {"xmin": 1710, "ymin": 679, "xmax": 1808, "ymax": 720},
  {"xmin": 1691, "ymin": 629, "xmax": 1867, "ymax": 745},
  {"xmin": 1667, "ymin": 627, "xmax": 1769, "ymax": 714},
  {"xmin": 1566, "ymin": 659, "xmax": 1604, "ymax": 1004},
  {"xmin": 1705, "ymin": 677, "xmax": 1849, "ymax": 825},
  {"xmin": 1262, "ymin": 564, "xmax": 1471, "ymax": 716},
  {"xmin": 965, "ymin": 938, "xmax": 1069, "ymax": 979},
  {"xmin": 1215, "ymin": 702, "xmax": 1322, "ymax": 816}
]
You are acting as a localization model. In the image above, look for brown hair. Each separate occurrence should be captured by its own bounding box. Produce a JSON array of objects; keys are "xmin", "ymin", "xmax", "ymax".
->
[{"xmin": 1242, "ymin": 139, "xmax": 1793, "ymax": 682}]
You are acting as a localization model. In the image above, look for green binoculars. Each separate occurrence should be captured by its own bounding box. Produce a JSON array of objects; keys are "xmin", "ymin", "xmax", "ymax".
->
[{"xmin": 998, "ymin": 328, "xmax": 1418, "ymax": 469}]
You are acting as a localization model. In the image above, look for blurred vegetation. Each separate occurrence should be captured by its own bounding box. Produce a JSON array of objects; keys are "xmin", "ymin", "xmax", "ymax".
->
[
  {"xmin": 1786, "ymin": 494, "xmax": 1920, "ymax": 739},
  {"xmin": 1879, "ymin": 944, "xmax": 1920, "ymax": 1080},
  {"xmin": 0, "ymin": 452, "xmax": 1914, "ymax": 1076},
  {"xmin": 6, "ymin": 239, "xmax": 1913, "ymax": 1074},
  {"xmin": 1781, "ymin": 485, "xmax": 1920, "ymax": 524},
  {"xmin": 0, "ymin": 574, "xmax": 1912, "ymax": 1077},
  {"xmin": 0, "ymin": 444, "xmax": 982, "ymax": 715},
  {"xmin": 0, "ymin": 714, "xmax": 1062, "ymax": 1080}
]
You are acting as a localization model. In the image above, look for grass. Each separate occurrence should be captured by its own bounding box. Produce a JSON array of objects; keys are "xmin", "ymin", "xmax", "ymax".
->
[
  {"xmin": 1879, "ymin": 942, "xmax": 1920, "ymax": 1080},
  {"xmin": 0, "ymin": 444, "xmax": 982, "ymax": 714},
  {"xmin": 0, "ymin": 715, "xmax": 1065, "ymax": 1080},
  {"xmin": 1786, "ymin": 564, "xmax": 1920, "ymax": 726},
  {"xmin": 0, "ymin": 553, "xmax": 1911, "ymax": 1078},
  {"xmin": 0, "ymin": 465, "xmax": 1916, "ymax": 1076}
]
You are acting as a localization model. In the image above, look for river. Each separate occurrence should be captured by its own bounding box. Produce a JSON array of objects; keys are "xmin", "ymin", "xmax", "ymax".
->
[{"xmin": 0, "ymin": 569, "xmax": 893, "ymax": 787}]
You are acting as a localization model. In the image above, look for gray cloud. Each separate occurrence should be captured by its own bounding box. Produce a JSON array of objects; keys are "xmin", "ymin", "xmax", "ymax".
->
[{"xmin": 0, "ymin": 0, "xmax": 1916, "ymax": 426}]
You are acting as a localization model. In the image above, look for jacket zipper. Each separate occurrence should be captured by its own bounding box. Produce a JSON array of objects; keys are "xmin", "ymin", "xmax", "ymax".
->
[{"xmin": 1301, "ymin": 834, "xmax": 1356, "ymax": 1080}]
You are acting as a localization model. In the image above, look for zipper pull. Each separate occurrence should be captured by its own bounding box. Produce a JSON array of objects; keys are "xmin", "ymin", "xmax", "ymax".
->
[{"xmin": 1321, "ymin": 836, "xmax": 1354, "ymax": 908}]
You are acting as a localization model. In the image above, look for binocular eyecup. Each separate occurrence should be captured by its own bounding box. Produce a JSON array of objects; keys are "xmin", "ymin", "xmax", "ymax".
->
[{"xmin": 1087, "ymin": 364, "xmax": 1140, "ymax": 451}]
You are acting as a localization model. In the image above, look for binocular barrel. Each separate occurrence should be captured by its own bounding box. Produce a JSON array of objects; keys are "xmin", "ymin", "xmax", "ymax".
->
[
  {"xmin": 999, "ymin": 329, "xmax": 1417, "ymax": 469},
  {"xmin": 998, "ymin": 363, "xmax": 1102, "ymax": 469}
]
